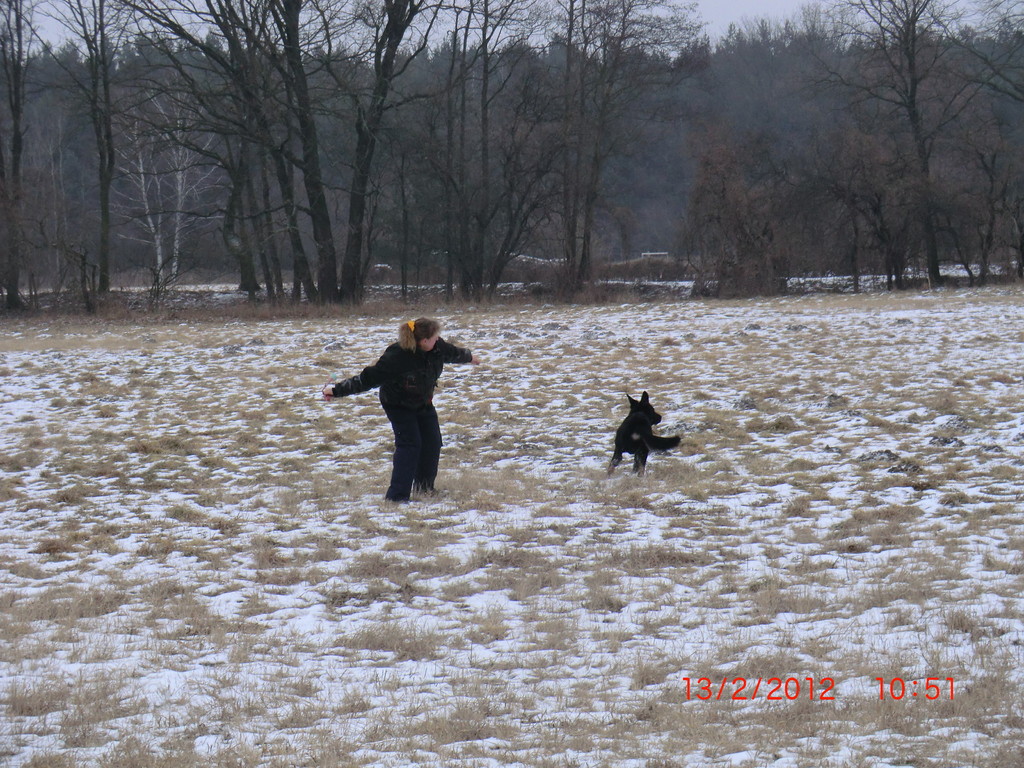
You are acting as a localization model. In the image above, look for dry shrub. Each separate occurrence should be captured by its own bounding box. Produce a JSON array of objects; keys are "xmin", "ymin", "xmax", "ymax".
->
[
  {"xmin": 0, "ymin": 476, "xmax": 24, "ymax": 502},
  {"xmin": 5, "ymin": 675, "xmax": 71, "ymax": 718},
  {"xmin": 585, "ymin": 587, "xmax": 628, "ymax": 613},
  {"xmin": 342, "ymin": 619, "xmax": 443, "ymax": 661},
  {"xmin": 11, "ymin": 584, "xmax": 126, "ymax": 624},
  {"xmin": 277, "ymin": 702, "xmax": 326, "ymax": 730},
  {"xmin": 101, "ymin": 736, "xmax": 172, "ymax": 768},
  {"xmin": 59, "ymin": 672, "xmax": 134, "ymax": 748},
  {"xmin": 471, "ymin": 544, "xmax": 554, "ymax": 571},
  {"xmin": 507, "ymin": 568, "xmax": 566, "ymax": 601},
  {"xmin": 53, "ymin": 483, "xmax": 95, "ymax": 505},
  {"xmin": 23, "ymin": 755, "xmax": 78, "ymax": 768},
  {"xmin": 782, "ymin": 496, "xmax": 814, "ymax": 518},
  {"xmin": 628, "ymin": 653, "xmax": 676, "ymax": 690},
  {"xmin": 127, "ymin": 433, "xmax": 199, "ymax": 456},
  {"xmin": 337, "ymin": 690, "xmax": 373, "ymax": 715},
  {"xmin": 465, "ymin": 607, "xmax": 510, "ymax": 644},
  {"xmin": 32, "ymin": 536, "xmax": 79, "ymax": 557},
  {"xmin": 605, "ymin": 542, "xmax": 713, "ymax": 573},
  {"xmin": 309, "ymin": 536, "xmax": 338, "ymax": 562},
  {"xmin": 750, "ymin": 414, "xmax": 800, "ymax": 433},
  {"xmin": 167, "ymin": 503, "xmax": 210, "ymax": 525},
  {"xmin": 414, "ymin": 700, "xmax": 508, "ymax": 745},
  {"xmin": 0, "ymin": 450, "xmax": 44, "ymax": 473},
  {"xmin": 347, "ymin": 550, "xmax": 416, "ymax": 582},
  {"xmin": 251, "ymin": 535, "xmax": 289, "ymax": 569}
]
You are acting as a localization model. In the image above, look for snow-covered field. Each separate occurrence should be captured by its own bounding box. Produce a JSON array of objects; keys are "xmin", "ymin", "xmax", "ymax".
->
[{"xmin": 2, "ymin": 288, "xmax": 1023, "ymax": 767}]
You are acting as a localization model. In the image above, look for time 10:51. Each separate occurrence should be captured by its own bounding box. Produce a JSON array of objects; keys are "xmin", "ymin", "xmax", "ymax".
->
[{"xmin": 876, "ymin": 677, "xmax": 955, "ymax": 700}]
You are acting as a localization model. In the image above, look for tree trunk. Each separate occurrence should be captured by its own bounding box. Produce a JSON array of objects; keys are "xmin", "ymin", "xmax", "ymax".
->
[
  {"xmin": 908, "ymin": 83, "xmax": 943, "ymax": 288},
  {"xmin": 94, "ymin": 22, "xmax": 116, "ymax": 294},
  {"xmin": 1017, "ymin": 224, "xmax": 1024, "ymax": 279},
  {"xmin": 848, "ymin": 210, "xmax": 861, "ymax": 294},
  {"xmin": 226, "ymin": 154, "xmax": 259, "ymax": 298},
  {"xmin": 2, "ymin": 255, "xmax": 24, "ymax": 309},
  {"xmin": 281, "ymin": 0, "xmax": 339, "ymax": 302},
  {"xmin": 259, "ymin": 154, "xmax": 284, "ymax": 297},
  {"xmin": 245, "ymin": 158, "xmax": 275, "ymax": 300},
  {"xmin": 340, "ymin": 0, "xmax": 421, "ymax": 304},
  {"xmin": 341, "ymin": 120, "xmax": 375, "ymax": 303},
  {"xmin": 0, "ymin": 0, "xmax": 29, "ymax": 310},
  {"xmin": 269, "ymin": 146, "xmax": 315, "ymax": 301}
]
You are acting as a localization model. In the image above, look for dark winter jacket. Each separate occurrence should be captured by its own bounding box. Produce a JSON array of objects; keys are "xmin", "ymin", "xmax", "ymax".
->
[{"xmin": 331, "ymin": 337, "xmax": 473, "ymax": 409}]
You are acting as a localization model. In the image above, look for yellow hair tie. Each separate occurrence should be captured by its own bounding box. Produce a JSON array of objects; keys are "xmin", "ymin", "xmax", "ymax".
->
[{"xmin": 407, "ymin": 320, "xmax": 416, "ymax": 333}]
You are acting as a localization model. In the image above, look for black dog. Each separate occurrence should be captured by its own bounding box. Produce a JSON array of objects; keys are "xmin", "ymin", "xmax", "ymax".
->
[{"xmin": 608, "ymin": 391, "xmax": 681, "ymax": 475}]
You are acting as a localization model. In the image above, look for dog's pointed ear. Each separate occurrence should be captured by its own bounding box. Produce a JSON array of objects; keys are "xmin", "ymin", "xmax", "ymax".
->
[
  {"xmin": 627, "ymin": 393, "xmax": 638, "ymax": 407},
  {"xmin": 640, "ymin": 391, "xmax": 650, "ymax": 405}
]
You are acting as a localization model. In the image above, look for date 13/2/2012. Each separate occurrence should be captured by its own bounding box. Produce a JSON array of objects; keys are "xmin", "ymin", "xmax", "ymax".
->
[{"xmin": 682, "ymin": 677, "xmax": 836, "ymax": 701}]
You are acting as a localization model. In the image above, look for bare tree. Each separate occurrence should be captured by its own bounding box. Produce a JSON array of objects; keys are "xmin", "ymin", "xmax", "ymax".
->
[
  {"xmin": 0, "ymin": 0, "xmax": 35, "ymax": 309},
  {"xmin": 684, "ymin": 128, "xmax": 790, "ymax": 296},
  {"xmin": 123, "ymin": 0, "xmax": 322, "ymax": 300},
  {"xmin": 116, "ymin": 104, "xmax": 218, "ymax": 295},
  {"xmin": 422, "ymin": 0, "xmax": 555, "ymax": 298},
  {"xmin": 334, "ymin": 0, "xmax": 439, "ymax": 304},
  {"xmin": 32, "ymin": 104, "xmax": 97, "ymax": 309},
  {"xmin": 835, "ymin": 0, "xmax": 980, "ymax": 286},
  {"xmin": 47, "ymin": 0, "xmax": 126, "ymax": 294},
  {"xmin": 965, "ymin": 2, "xmax": 1024, "ymax": 280},
  {"xmin": 969, "ymin": 0, "xmax": 1024, "ymax": 102},
  {"xmin": 271, "ymin": 0, "xmax": 339, "ymax": 302},
  {"xmin": 554, "ymin": 0, "xmax": 701, "ymax": 294},
  {"xmin": 936, "ymin": 90, "xmax": 1022, "ymax": 284}
]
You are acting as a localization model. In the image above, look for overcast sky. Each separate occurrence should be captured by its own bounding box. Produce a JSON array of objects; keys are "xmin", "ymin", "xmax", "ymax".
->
[{"xmin": 697, "ymin": 0, "xmax": 814, "ymax": 37}]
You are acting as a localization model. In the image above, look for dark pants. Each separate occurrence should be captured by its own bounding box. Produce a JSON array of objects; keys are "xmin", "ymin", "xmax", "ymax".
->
[{"xmin": 383, "ymin": 405, "xmax": 442, "ymax": 501}]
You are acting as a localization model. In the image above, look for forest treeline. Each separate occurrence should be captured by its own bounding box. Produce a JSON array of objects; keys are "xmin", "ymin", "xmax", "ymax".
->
[{"xmin": 2, "ymin": 0, "xmax": 1024, "ymax": 310}]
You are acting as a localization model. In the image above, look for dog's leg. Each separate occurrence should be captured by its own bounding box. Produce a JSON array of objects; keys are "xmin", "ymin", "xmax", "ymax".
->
[
  {"xmin": 608, "ymin": 452, "xmax": 623, "ymax": 475},
  {"xmin": 633, "ymin": 446, "xmax": 649, "ymax": 475}
]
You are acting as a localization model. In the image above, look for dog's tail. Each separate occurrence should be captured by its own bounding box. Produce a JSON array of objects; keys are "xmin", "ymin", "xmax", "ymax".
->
[{"xmin": 644, "ymin": 434, "xmax": 681, "ymax": 451}]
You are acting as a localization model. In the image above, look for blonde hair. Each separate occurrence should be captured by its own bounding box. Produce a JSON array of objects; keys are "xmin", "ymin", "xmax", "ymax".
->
[{"xmin": 398, "ymin": 317, "xmax": 441, "ymax": 351}]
